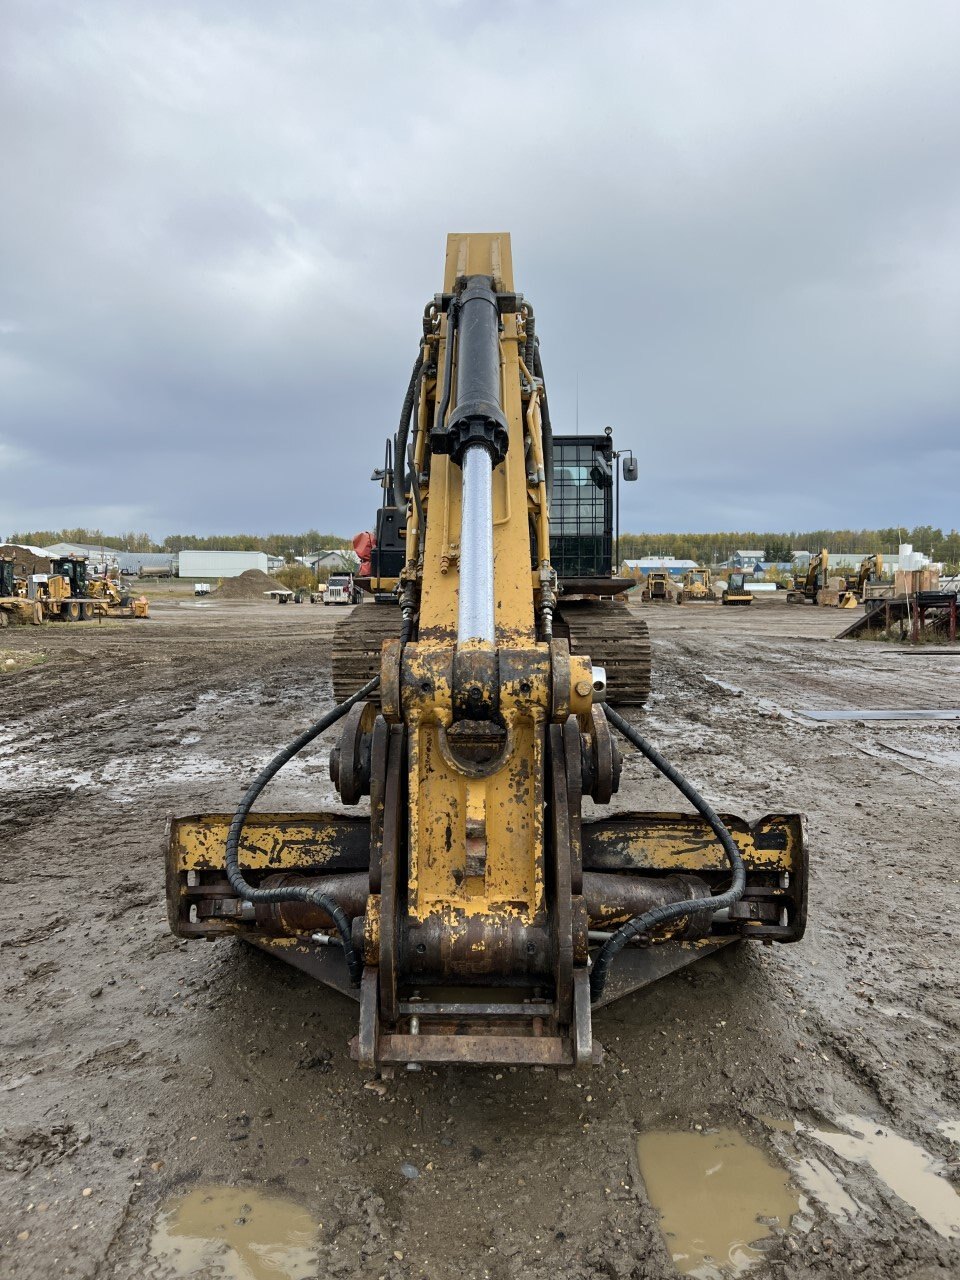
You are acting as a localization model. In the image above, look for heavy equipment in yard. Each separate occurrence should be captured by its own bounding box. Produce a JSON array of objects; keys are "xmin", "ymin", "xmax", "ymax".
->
[
  {"xmin": 641, "ymin": 569, "xmax": 674, "ymax": 603},
  {"xmin": 24, "ymin": 556, "xmax": 149, "ymax": 621},
  {"xmin": 166, "ymin": 234, "xmax": 806, "ymax": 1069},
  {"xmin": 0, "ymin": 554, "xmax": 42, "ymax": 626},
  {"xmin": 786, "ymin": 549, "xmax": 828, "ymax": 604},
  {"xmin": 722, "ymin": 572, "xmax": 754, "ymax": 606},
  {"xmin": 676, "ymin": 568, "xmax": 716, "ymax": 604}
]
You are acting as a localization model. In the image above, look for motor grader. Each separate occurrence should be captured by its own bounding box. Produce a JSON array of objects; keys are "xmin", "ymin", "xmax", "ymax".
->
[
  {"xmin": 26, "ymin": 556, "xmax": 149, "ymax": 621},
  {"xmin": 676, "ymin": 568, "xmax": 716, "ymax": 604},
  {"xmin": 166, "ymin": 233, "xmax": 806, "ymax": 1070},
  {"xmin": 0, "ymin": 555, "xmax": 41, "ymax": 626},
  {"xmin": 641, "ymin": 570, "xmax": 674, "ymax": 602}
]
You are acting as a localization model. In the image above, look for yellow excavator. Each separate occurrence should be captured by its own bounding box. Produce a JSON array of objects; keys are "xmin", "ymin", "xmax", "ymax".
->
[
  {"xmin": 166, "ymin": 235, "xmax": 806, "ymax": 1070},
  {"xmin": 786, "ymin": 549, "xmax": 828, "ymax": 604}
]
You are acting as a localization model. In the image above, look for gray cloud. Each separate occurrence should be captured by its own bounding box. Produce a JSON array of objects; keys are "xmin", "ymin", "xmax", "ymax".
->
[{"xmin": 1, "ymin": 0, "xmax": 958, "ymax": 539}]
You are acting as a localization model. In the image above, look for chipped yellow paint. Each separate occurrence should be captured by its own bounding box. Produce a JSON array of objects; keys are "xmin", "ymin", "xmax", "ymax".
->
[
  {"xmin": 168, "ymin": 813, "xmax": 367, "ymax": 873},
  {"xmin": 584, "ymin": 813, "xmax": 804, "ymax": 874}
]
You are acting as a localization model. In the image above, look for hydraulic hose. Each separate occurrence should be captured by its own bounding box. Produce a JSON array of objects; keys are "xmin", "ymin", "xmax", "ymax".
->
[
  {"xmin": 393, "ymin": 351, "xmax": 424, "ymax": 508},
  {"xmin": 225, "ymin": 676, "xmax": 380, "ymax": 985},
  {"xmin": 532, "ymin": 340, "xmax": 553, "ymax": 503},
  {"xmin": 589, "ymin": 704, "xmax": 746, "ymax": 1002},
  {"xmin": 433, "ymin": 300, "xmax": 459, "ymax": 445}
]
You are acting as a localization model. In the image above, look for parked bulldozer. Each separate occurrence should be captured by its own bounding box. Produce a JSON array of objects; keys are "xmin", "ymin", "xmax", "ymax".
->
[
  {"xmin": 166, "ymin": 234, "xmax": 806, "ymax": 1070},
  {"xmin": 676, "ymin": 568, "xmax": 716, "ymax": 604}
]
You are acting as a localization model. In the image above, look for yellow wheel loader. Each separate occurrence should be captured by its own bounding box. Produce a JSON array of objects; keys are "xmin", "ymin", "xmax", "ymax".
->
[{"xmin": 166, "ymin": 234, "xmax": 806, "ymax": 1070}]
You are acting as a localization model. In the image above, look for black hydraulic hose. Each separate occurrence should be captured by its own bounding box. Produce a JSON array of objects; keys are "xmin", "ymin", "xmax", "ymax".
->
[
  {"xmin": 407, "ymin": 442, "xmax": 425, "ymax": 534},
  {"xmin": 393, "ymin": 351, "xmax": 424, "ymax": 507},
  {"xmin": 523, "ymin": 303, "xmax": 536, "ymax": 373},
  {"xmin": 433, "ymin": 300, "xmax": 458, "ymax": 444},
  {"xmin": 225, "ymin": 676, "xmax": 380, "ymax": 986},
  {"xmin": 589, "ymin": 704, "xmax": 747, "ymax": 1002},
  {"xmin": 532, "ymin": 340, "xmax": 553, "ymax": 503}
]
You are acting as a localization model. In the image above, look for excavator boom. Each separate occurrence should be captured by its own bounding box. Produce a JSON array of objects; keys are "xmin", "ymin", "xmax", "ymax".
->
[{"xmin": 166, "ymin": 234, "xmax": 806, "ymax": 1069}]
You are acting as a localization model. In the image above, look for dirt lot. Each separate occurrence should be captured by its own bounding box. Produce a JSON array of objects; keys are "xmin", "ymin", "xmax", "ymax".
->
[{"xmin": 2, "ymin": 598, "xmax": 959, "ymax": 1279}]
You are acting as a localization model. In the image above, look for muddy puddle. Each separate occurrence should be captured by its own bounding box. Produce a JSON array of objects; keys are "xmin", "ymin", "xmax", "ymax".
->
[
  {"xmin": 636, "ymin": 1127, "xmax": 799, "ymax": 1277},
  {"xmin": 150, "ymin": 1183, "xmax": 319, "ymax": 1279},
  {"xmin": 799, "ymin": 708, "xmax": 960, "ymax": 721},
  {"xmin": 638, "ymin": 1115, "xmax": 960, "ymax": 1276},
  {"xmin": 800, "ymin": 1114, "xmax": 960, "ymax": 1239}
]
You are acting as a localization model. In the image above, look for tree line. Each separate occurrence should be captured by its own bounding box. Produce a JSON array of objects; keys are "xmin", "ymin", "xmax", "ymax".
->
[
  {"xmin": 618, "ymin": 526, "xmax": 960, "ymax": 569},
  {"xmin": 9, "ymin": 523, "xmax": 960, "ymax": 571},
  {"xmin": 6, "ymin": 528, "xmax": 351, "ymax": 556}
]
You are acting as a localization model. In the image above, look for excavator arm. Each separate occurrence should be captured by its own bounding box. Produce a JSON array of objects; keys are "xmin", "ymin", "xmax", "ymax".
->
[{"xmin": 166, "ymin": 234, "xmax": 806, "ymax": 1069}]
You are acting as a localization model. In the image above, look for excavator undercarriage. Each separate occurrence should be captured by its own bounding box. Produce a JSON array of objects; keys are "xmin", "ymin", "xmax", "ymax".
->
[{"xmin": 166, "ymin": 233, "xmax": 806, "ymax": 1070}]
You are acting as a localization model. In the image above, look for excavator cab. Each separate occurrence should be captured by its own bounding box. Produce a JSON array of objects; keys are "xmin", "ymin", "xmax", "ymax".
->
[{"xmin": 166, "ymin": 234, "xmax": 806, "ymax": 1070}]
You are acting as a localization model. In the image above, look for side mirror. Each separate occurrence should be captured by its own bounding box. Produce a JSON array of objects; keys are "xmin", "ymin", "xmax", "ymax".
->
[{"xmin": 622, "ymin": 456, "xmax": 639, "ymax": 482}]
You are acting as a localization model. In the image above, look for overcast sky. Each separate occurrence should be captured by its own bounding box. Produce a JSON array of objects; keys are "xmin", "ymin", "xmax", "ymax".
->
[{"xmin": 2, "ymin": 1, "xmax": 958, "ymax": 540}]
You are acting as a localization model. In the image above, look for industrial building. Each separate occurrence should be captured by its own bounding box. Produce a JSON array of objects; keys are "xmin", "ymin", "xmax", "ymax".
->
[
  {"xmin": 622, "ymin": 556, "xmax": 698, "ymax": 578},
  {"xmin": 177, "ymin": 550, "xmax": 270, "ymax": 579}
]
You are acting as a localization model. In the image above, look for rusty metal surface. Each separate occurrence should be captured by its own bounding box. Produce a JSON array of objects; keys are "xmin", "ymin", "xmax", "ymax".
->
[
  {"xmin": 329, "ymin": 700, "xmax": 376, "ymax": 804},
  {"xmin": 377, "ymin": 724, "xmax": 406, "ymax": 1024},
  {"xmin": 403, "ymin": 915, "xmax": 552, "ymax": 979},
  {"xmin": 592, "ymin": 937, "xmax": 738, "ymax": 1010},
  {"xmin": 368, "ymin": 1033, "xmax": 578, "ymax": 1067},
  {"xmin": 252, "ymin": 872, "xmax": 369, "ymax": 934},
  {"xmin": 246, "ymin": 936, "xmax": 360, "ymax": 1002},
  {"xmin": 583, "ymin": 870, "xmax": 711, "ymax": 934}
]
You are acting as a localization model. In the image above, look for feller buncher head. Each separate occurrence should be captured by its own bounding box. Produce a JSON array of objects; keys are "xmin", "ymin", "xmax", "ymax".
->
[{"xmin": 166, "ymin": 234, "xmax": 806, "ymax": 1070}]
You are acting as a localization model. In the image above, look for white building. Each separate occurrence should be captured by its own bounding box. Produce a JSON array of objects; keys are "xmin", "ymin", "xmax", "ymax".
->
[{"xmin": 177, "ymin": 550, "xmax": 269, "ymax": 579}]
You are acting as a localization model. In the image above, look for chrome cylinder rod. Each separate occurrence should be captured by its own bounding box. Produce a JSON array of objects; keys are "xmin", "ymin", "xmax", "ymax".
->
[{"xmin": 457, "ymin": 443, "xmax": 495, "ymax": 645}]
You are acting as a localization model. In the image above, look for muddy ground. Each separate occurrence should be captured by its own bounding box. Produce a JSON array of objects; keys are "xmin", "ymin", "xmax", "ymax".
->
[{"xmin": 1, "ymin": 597, "xmax": 959, "ymax": 1279}]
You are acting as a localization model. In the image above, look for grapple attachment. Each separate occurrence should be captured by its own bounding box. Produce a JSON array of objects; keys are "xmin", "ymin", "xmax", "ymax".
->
[{"xmin": 166, "ymin": 800, "xmax": 805, "ymax": 1068}]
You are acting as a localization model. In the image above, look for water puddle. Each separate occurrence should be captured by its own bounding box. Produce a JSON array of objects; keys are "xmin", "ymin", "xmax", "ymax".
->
[
  {"xmin": 798, "ymin": 708, "xmax": 960, "ymax": 722},
  {"xmin": 804, "ymin": 1114, "xmax": 960, "ymax": 1239},
  {"xmin": 150, "ymin": 1183, "xmax": 319, "ymax": 1279},
  {"xmin": 636, "ymin": 1128, "xmax": 800, "ymax": 1277}
]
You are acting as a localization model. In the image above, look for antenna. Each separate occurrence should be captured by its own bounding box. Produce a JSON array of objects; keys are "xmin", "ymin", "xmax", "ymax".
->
[{"xmin": 575, "ymin": 371, "xmax": 579, "ymax": 435}]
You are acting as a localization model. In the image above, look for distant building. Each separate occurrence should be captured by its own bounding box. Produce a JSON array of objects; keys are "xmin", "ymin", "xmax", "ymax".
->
[
  {"xmin": 41, "ymin": 541, "xmax": 175, "ymax": 577},
  {"xmin": 178, "ymin": 550, "xmax": 269, "ymax": 579},
  {"xmin": 622, "ymin": 557, "xmax": 698, "ymax": 579},
  {"xmin": 298, "ymin": 549, "xmax": 360, "ymax": 573},
  {"xmin": 732, "ymin": 549, "xmax": 765, "ymax": 570}
]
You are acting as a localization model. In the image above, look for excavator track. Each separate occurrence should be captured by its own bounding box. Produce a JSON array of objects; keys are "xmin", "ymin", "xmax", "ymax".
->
[
  {"xmin": 332, "ymin": 601, "xmax": 652, "ymax": 708},
  {"xmin": 331, "ymin": 603, "xmax": 403, "ymax": 705},
  {"xmin": 554, "ymin": 600, "xmax": 651, "ymax": 707}
]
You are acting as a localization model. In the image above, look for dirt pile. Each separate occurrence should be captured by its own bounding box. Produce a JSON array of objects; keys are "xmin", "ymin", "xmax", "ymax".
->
[{"xmin": 210, "ymin": 568, "xmax": 286, "ymax": 599}]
